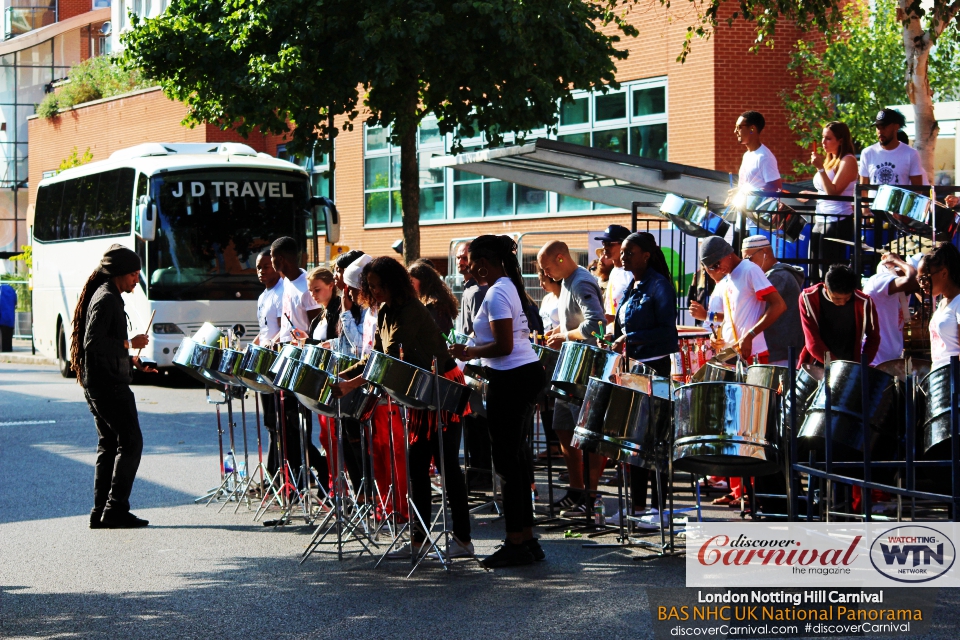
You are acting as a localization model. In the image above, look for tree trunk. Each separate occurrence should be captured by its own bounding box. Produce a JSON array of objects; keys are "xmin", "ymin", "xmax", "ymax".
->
[
  {"xmin": 398, "ymin": 93, "xmax": 421, "ymax": 265},
  {"xmin": 902, "ymin": 2, "xmax": 938, "ymax": 182}
]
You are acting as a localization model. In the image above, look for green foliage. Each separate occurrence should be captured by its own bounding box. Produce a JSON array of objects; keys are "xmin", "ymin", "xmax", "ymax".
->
[
  {"xmin": 58, "ymin": 147, "xmax": 94, "ymax": 173},
  {"xmin": 34, "ymin": 55, "xmax": 153, "ymax": 118},
  {"xmin": 9, "ymin": 244, "xmax": 30, "ymax": 271},
  {"xmin": 780, "ymin": 0, "xmax": 960, "ymax": 177}
]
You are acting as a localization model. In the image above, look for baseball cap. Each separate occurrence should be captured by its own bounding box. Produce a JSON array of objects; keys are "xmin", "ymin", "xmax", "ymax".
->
[
  {"xmin": 700, "ymin": 236, "xmax": 734, "ymax": 266},
  {"xmin": 594, "ymin": 224, "xmax": 631, "ymax": 244},
  {"xmin": 874, "ymin": 109, "xmax": 906, "ymax": 128}
]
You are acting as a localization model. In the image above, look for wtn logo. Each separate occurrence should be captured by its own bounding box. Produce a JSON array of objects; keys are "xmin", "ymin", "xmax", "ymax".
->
[{"xmin": 870, "ymin": 526, "xmax": 956, "ymax": 583}]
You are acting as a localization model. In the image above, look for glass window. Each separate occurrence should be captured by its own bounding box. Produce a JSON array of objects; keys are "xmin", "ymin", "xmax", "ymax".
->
[
  {"xmin": 390, "ymin": 154, "xmax": 401, "ymax": 188},
  {"xmin": 419, "ymin": 151, "xmax": 443, "ymax": 186},
  {"xmin": 454, "ymin": 183, "xmax": 482, "ymax": 218},
  {"xmin": 365, "ymin": 125, "xmax": 389, "ymax": 152},
  {"xmin": 484, "ymin": 181, "xmax": 512, "ymax": 217},
  {"xmin": 558, "ymin": 132, "xmax": 590, "ymax": 147},
  {"xmin": 560, "ymin": 97, "xmax": 589, "ymax": 126},
  {"xmin": 595, "ymin": 92, "xmax": 626, "ymax": 121},
  {"xmin": 33, "ymin": 181, "xmax": 64, "ymax": 242},
  {"xmin": 516, "ymin": 185, "xmax": 547, "ymax": 215},
  {"xmin": 365, "ymin": 191, "xmax": 390, "ymax": 224},
  {"xmin": 419, "ymin": 119, "xmax": 442, "ymax": 146},
  {"xmin": 420, "ymin": 187, "xmax": 444, "ymax": 221},
  {"xmin": 557, "ymin": 194, "xmax": 592, "ymax": 212},
  {"xmin": 593, "ymin": 128, "xmax": 628, "ymax": 154},
  {"xmin": 630, "ymin": 123, "xmax": 668, "ymax": 160},
  {"xmin": 633, "ymin": 86, "xmax": 666, "ymax": 117},
  {"xmin": 364, "ymin": 157, "xmax": 389, "ymax": 190}
]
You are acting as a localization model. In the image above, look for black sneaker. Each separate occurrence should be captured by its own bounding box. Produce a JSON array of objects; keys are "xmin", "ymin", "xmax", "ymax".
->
[
  {"xmin": 525, "ymin": 538, "xmax": 545, "ymax": 561},
  {"xmin": 100, "ymin": 511, "xmax": 149, "ymax": 529},
  {"xmin": 551, "ymin": 489, "xmax": 582, "ymax": 510},
  {"xmin": 89, "ymin": 510, "xmax": 106, "ymax": 529},
  {"xmin": 482, "ymin": 541, "xmax": 535, "ymax": 568}
]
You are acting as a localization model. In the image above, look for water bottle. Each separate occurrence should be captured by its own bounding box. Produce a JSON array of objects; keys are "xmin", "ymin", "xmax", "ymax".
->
[
  {"xmin": 593, "ymin": 494, "xmax": 605, "ymax": 527},
  {"xmin": 224, "ymin": 450, "xmax": 237, "ymax": 492}
]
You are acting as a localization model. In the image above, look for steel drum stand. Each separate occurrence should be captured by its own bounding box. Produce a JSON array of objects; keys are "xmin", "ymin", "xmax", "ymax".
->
[
  {"xmin": 198, "ymin": 385, "xmax": 246, "ymax": 505},
  {"xmin": 236, "ymin": 394, "xmax": 277, "ymax": 512},
  {"xmin": 218, "ymin": 386, "xmax": 255, "ymax": 512},
  {"xmin": 276, "ymin": 404, "xmax": 321, "ymax": 525},
  {"xmin": 194, "ymin": 385, "xmax": 227, "ymax": 502},
  {"xmin": 532, "ymin": 400, "xmax": 563, "ymax": 525},
  {"xmin": 258, "ymin": 391, "xmax": 305, "ymax": 525}
]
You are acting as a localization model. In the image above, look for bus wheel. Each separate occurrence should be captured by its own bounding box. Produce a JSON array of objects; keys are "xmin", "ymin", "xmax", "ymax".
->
[{"xmin": 57, "ymin": 323, "xmax": 74, "ymax": 378}]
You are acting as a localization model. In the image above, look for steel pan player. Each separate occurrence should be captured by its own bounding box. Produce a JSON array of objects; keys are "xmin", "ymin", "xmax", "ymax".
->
[
  {"xmin": 331, "ymin": 257, "xmax": 474, "ymax": 560},
  {"xmin": 919, "ymin": 243, "xmax": 960, "ymax": 365},
  {"xmin": 608, "ymin": 232, "xmax": 679, "ymax": 526},
  {"xmin": 253, "ymin": 248, "xmax": 285, "ymax": 481},
  {"xmin": 449, "ymin": 235, "xmax": 546, "ymax": 567}
]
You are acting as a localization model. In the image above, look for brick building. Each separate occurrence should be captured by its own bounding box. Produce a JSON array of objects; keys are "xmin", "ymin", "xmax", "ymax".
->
[{"xmin": 26, "ymin": 2, "xmax": 811, "ymax": 270}]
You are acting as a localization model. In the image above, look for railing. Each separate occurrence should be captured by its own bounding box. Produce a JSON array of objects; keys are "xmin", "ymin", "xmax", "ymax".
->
[{"xmin": 4, "ymin": 3, "xmax": 56, "ymax": 40}]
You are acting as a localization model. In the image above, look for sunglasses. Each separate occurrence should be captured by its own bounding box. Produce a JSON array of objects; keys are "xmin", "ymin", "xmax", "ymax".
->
[{"xmin": 705, "ymin": 260, "xmax": 722, "ymax": 272}]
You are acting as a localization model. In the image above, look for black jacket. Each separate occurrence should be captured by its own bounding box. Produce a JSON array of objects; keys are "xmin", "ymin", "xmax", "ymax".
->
[
  {"xmin": 82, "ymin": 280, "xmax": 132, "ymax": 389},
  {"xmin": 306, "ymin": 294, "xmax": 341, "ymax": 343}
]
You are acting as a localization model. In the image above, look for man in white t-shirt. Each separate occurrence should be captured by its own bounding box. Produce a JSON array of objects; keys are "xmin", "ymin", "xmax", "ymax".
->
[
  {"xmin": 255, "ymin": 248, "xmax": 284, "ymax": 346},
  {"xmin": 270, "ymin": 236, "xmax": 322, "ymax": 343},
  {"xmin": 859, "ymin": 109, "xmax": 924, "ymax": 187},
  {"xmin": 699, "ymin": 236, "xmax": 786, "ymax": 363},
  {"xmin": 736, "ymin": 111, "xmax": 782, "ymax": 193},
  {"xmin": 594, "ymin": 224, "xmax": 632, "ymax": 326},
  {"xmin": 862, "ymin": 253, "xmax": 919, "ymax": 365}
]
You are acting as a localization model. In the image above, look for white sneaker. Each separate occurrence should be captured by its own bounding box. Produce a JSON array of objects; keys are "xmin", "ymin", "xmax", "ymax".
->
[
  {"xmin": 606, "ymin": 508, "xmax": 657, "ymax": 526},
  {"xmin": 429, "ymin": 538, "xmax": 476, "ymax": 560},
  {"xmin": 386, "ymin": 541, "xmax": 421, "ymax": 559},
  {"xmin": 635, "ymin": 510, "xmax": 687, "ymax": 530}
]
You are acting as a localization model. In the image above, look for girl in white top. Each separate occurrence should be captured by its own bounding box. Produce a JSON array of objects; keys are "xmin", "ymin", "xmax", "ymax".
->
[
  {"xmin": 918, "ymin": 243, "xmax": 960, "ymax": 364},
  {"xmin": 448, "ymin": 235, "xmax": 545, "ymax": 568},
  {"xmin": 809, "ymin": 121, "xmax": 859, "ymax": 282},
  {"xmin": 537, "ymin": 268, "xmax": 561, "ymax": 333}
]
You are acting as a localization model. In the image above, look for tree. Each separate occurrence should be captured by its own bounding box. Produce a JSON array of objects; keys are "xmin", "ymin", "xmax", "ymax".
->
[
  {"xmin": 781, "ymin": 0, "xmax": 960, "ymax": 178},
  {"xmin": 121, "ymin": 1, "xmax": 637, "ymax": 263},
  {"xmin": 664, "ymin": 0, "xmax": 960, "ymax": 183}
]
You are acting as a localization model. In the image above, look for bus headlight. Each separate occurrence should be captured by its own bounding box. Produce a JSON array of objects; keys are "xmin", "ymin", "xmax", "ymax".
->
[{"xmin": 153, "ymin": 322, "xmax": 184, "ymax": 334}]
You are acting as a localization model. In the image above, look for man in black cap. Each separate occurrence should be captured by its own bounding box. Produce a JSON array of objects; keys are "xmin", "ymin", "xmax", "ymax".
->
[
  {"xmin": 859, "ymin": 109, "xmax": 924, "ymax": 187},
  {"xmin": 595, "ymin": 224, "xmax": 632, "ymax": 326},
  {"xmin": 71, "ymin": 244, "xmax": 156, "ymax": 528}
]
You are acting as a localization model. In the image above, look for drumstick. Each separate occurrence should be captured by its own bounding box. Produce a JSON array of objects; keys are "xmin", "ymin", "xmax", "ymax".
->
[{"xmin": 136, "ymin": 309, "xmax": 157, "ymax": 357}]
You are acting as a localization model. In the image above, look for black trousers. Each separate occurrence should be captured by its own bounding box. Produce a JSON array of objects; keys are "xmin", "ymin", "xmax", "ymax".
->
[
  {"xmin": 0, "ymin": 325, "xmax": 12, "ymax": 352},
  {"xmin": 630, "ymin": 355, "xmax": 671, "ymax": 512},
  {"xmin": 810, "ymin": 216, "xmax": 853, "ymax": 283},
  {"xmin": 463, "ymin": 413, "xmax": 492, "ymax": 486},
  {"xmin": 339, "ymin": 417, "xmax": 368, "ymax": 495},
  {"xmin": 485, "ymin": 360, "xmax": 546, "ymax": 533},
  {"xmin": 407, "ymin": 414, "xmax": 470, "ymax": 543},
  {"xmin": 260, "ymin": 393, "xmax": 282, "ymax": 478},
  {"xmin": 85, "ymin": 384, "xmax": 143, "ymax": 515},
  {"xmin": 275, "ymin": 392, "xmax": 326, "ymax": 489}
]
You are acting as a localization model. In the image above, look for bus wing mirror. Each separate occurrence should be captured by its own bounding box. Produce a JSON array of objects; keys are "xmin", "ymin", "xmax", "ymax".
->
[
  {"xmin": 137, "ymin": 195, "xmax": 156, "ymax": 241},
  {"xmin": 310, "ymin": 196, "xmax": 340, "ymax": 244}
]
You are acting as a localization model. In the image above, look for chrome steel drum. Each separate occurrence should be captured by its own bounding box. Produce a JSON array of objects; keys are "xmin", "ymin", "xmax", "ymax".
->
[
  {"xmin": 435, "ymin": 377, "xmax": 472, "ymax": 415},
  {"xmin": 873, "ymin": 184, "xmax": 933, "ymax": 235},
  {"xmin": 920, "ymin": 363, "xmax": 953, "ymax": 457},
  {"xmin": 782, "ymin": 364, "xmax": 823, "ymax": 432},
  {"xmin": 745, "ymin": 364, "xmax": 787, "ymax": 392},
  {"xmin": 673, "ymin": 381, "xmax": 780, "ymax": 476},
  {"xmin": 736, "ymin": 194, "xmax": 808, "ymax": 242},
  {"xmin": 192, "ymin": 344, "xmax": 224, "ymax": 385},
  {"xmin": 698, "ymin": 361, "xmax": 740, "ymax": 383},
  {"xmin": 300, "ymin": 344, "xmax": 333, "ymax": 370},
  {"xmin": 798, "ymin": 360, "xmax": 896, "ymax": 455},
  {"xmin": 463, "ymin": 363, "xmax": 488, "ymax": 418},
  {"xmin": 307, "ymin": 376, "xmax": 379, "ymax": 420},
  {"xmin": 271, "ymin": 356, "xmax": 299, "ymax": 392},
  {"xmin": 362, "ymin": 351, "xmax": 433, "ymax": 409},
  {"xmin": 192, "ymin": 322, "xmax": 223, "ymax": 347},
  {"xmin": 660, "ymin": 193, "xmax": 729, "ymax": 238},
  {"xmin": 213, "ymin": 348, "xmax": 245, "ymax": 386},
  {"xmin": 283, "ymin": 359, "xmax": 329, "ymax": 397},
  {"xmin": 269, "ymin": 344, "xmax": 303, "ymax": 376},
  {"xmin": 551, "ymin": 341, "xmax": 622, "ymax": 401},
  {"xmin": 876, "ymin": 357, "xmax": 932, "ymax": 383},
  {"xmin": 532, "ymin": 344, "xmax": 560, "ymax": 379},
  {"xmin": 238, "ymin": 344, "xmax": 279, "ymax": 393},
  {"xmin": 173, "ymin": 337, "xmax": 216, "ymax": 384},
  {"xmin": 325, "ymin": 351, "xmax": 360, "ymax": 376}
]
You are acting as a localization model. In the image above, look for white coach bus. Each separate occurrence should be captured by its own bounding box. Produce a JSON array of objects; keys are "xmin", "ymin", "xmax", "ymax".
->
[{"xmin": 31, "ymin": 142, "xmax": 317, "ymax": 376}]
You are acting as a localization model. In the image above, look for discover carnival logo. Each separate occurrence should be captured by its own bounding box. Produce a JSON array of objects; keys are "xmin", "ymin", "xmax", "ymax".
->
[
  {"xmin": 685, "ymin": 523, "xmax": 960, "ymax": 587},
  {"xmin": 869, "ymin": 525, "xmax": 956, "ymax": 583}
]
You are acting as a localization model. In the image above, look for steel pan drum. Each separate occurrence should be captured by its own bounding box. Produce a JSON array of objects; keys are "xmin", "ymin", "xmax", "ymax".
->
[
  {"xmin": 698, "ymin": 361, "xmax": 740, "ymax": 383},
  {"xmin": 876, "ymin": 357, "xmax": 932, "ymax": 383},
  {"xmin": 782, "ymin": 363, "xmax": 824, "ymax": 433},
  {"xmin": 269, "ymin": 344, "xmax": 303, "ymax": 376},
  {"xmin": 735, "ymin": 194, "xmax": 808, "ymax": 242},
  {"xmin": 362, "ymin": 351, "xmax": 434, "ymax": 409},
  {"xmin": 305, "ymin": 376, "xmax": 379, "ymax": 420},
  {"xmin": 551, "ymin": 342, "xmax": 622, "ymax": 401},
  {"xmin": 238, "ymin": 344, "xmax": 278, "ymax": 393},
  {"xmin": 435, "ymin": 377, "xmax": 473, "ymax": 415},
  {"xmin": 660, "ymin": 193, "xmax": 729, "ymax": 238},
  {"xmin": 462, "ymin": 363, "xmax": 488, "ymax": 418},
  {"xmin": 212, "ymin": 348, "xmax": 245, "ymax": 386},
  {"xmin": 673, "ymin": 381, "xmax": 780, "ymax": 476},
  {"xmin": 173, "ymin": 337, "xmax": 217, "ymax": 384},
  {"xmin": 271, "ymin": 356, "xmax": 299, "ymax": 392},
  {"xmin": 745, "ymin": 364, "xmax": 787, "ymax": 392},
  {"xmin": 300, "ymin": 344, "xmax": 333, "ymax": 370},
  {"xmin": 282, "ymin": 359, "xmax": 329, "ymax": 396},
  {"xmin": 532, "ymin": 344, "xmax": 560, "ymax": 378},
  {"xmin": 920, "ymin": 363, "xmax": 953, "ymax": 457},
  {"xmin": 873, "ymin": 184, "xmax": 934, "ymax": 235},
  {"xmin": 798, "ymin": 360, "xmax": 896, "ymax": 455},
  {"xmin": 192, "ymin": 322, "xmax": 223, "ymax": 347}
]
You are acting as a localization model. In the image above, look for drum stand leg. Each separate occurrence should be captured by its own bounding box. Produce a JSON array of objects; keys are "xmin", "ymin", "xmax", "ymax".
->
[
  {"xmin": 238, "ymin": 394, "xmax": 275, "ymax": 513},
  {"xmin": 219, "ymin": 389, "xmax": 254, "ymax": 512},
  {"xmin": 263, "ymin": 391, "xmax": 305, "ymax": 526},
  {"xmin": 195, "ymin": 386, "xmax": 229, "ymax": 503}
]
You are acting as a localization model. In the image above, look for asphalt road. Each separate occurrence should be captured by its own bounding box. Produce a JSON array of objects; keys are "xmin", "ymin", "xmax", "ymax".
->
[{"xmin": 1, "ymin": 363, "xmax": 959, "ymax": 639}]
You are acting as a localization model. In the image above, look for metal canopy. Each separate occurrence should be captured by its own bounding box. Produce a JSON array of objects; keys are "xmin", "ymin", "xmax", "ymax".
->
[{"xmin": 431, "ymin": 138, "xmax": 735, "ymax": 210}]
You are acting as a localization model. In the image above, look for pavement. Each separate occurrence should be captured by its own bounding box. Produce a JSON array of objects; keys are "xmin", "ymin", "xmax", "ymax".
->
[
  {"xmin": 2, "ymin": 361, "xmax": 960, "ymax": 639},
  {"xmin": 0, "ymin": 339, "xmax": 53, "ymax": 366}
]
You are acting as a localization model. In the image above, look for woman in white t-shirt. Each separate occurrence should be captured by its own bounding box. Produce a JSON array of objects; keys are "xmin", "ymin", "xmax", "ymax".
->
[
  {"xmin": 537, "ymin": 268, "xmax": 561, "ymax": 332},
  {"xmin": 918, "ymin": 243, "xmax": 960, "ymax": 364},
  {"xmin": 809, "ymin": 121, "xmax": 858, "ymax": 283},
  {"xmin": 449, "ymin": 235, "xmax": 546, "ymax": 568}
]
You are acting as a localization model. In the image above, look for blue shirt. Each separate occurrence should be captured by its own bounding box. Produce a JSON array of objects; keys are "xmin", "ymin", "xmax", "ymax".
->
[
  {"xmin": 613, "ymin": 269, "xmax": 679, "ymax": 361},
  {"xmin": 0, "ymin": 284, "xmax": 15, "ymax": 328}
]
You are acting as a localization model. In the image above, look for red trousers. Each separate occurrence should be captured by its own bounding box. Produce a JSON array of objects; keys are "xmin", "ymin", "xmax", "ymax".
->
[{"xmin": 370, "ymin": 402, "xmax": 408, "ymax": 520}]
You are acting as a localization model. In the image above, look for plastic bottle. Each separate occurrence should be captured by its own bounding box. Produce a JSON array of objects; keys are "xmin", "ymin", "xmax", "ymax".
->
[
  {"xmin": 593, "ymin": 494, "xmax": 605, "ymax": 527},
  {"xmin": 224, "ymin": 450, "xmax": 237, "ymax": 492}
]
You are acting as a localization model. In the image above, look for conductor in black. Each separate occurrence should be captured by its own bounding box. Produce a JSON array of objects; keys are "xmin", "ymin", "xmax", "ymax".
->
[{"xmin": 71, "ymin": 244, "xmax": 156, "ymax": 529}]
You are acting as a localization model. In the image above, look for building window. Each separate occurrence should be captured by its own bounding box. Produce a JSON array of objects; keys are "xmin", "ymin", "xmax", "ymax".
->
[
  {"xmin": 277, "ymin": 143, "xmax": 332, "ymax": 234},
  {"xmin": 362, "ymin": 77, "xmax": 668, "ymax": 226}
]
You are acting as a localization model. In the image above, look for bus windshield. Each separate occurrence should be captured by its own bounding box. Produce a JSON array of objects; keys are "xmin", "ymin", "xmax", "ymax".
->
[{"xmin": 148, "ymin": 168, "xmax": 309, "ymax": 301}]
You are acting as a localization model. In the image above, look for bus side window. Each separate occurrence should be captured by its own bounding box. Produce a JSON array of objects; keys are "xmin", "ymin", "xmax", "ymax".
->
[
  {"xmin": 75, "ymin": 174, "xmax": 99, "ymax": 238},
  {"xmin": 93, "ymin": 169, "xmax": 135, "ymax": 237},
  {"xmin": 34, "ymin": 182, "xmax": 65, "ymax": 242}
]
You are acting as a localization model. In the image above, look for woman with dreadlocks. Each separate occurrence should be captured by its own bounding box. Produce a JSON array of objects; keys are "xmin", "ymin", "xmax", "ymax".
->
[
  {"xmin": 71, "ymin": 244, "xmax": 155, "ymax": 529},
  {"xmin": 449, "ymin": 235, "xmax": 546, "ymax": 568}
]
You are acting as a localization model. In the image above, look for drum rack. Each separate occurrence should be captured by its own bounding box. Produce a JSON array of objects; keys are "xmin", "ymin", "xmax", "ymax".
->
[{"xmin": 785, "ymin": 349, "xmax": 960, "ymax": 523}]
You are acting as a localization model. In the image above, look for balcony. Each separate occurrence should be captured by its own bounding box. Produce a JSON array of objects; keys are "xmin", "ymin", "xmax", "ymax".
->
[{"xmin": 4, "ymin": 2, "xmax": 56, "ymax": 40}]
